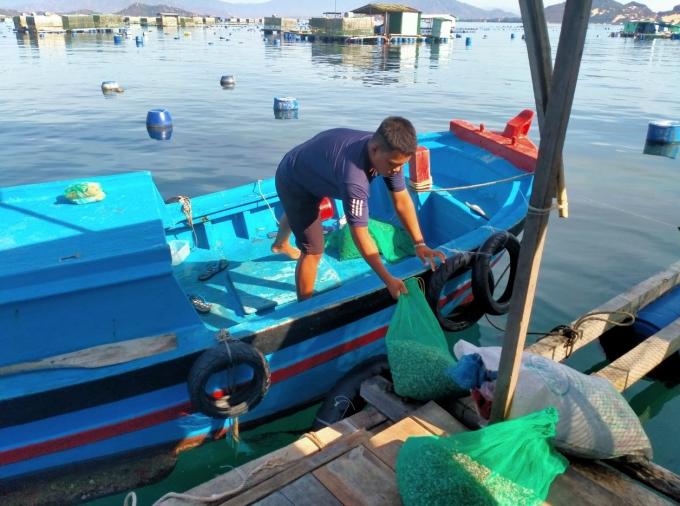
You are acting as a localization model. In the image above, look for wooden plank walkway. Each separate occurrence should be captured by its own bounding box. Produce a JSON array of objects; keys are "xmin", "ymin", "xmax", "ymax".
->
[{"xmin": 166, "ymin": 378, "xmax": 675, "ymax": 506}]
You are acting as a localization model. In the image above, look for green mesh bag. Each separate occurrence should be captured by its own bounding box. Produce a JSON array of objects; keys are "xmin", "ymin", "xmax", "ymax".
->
[
  {"xmin": 396, "ymin": 407, "xmax": 569, "ymax": 506},
  {"xmin": 385, "ymin": 277, "xmax": 467, "ymax": 401},
  {"xmin": 325, "ymin": 218, "xmax": 415, "ymax": 262}
]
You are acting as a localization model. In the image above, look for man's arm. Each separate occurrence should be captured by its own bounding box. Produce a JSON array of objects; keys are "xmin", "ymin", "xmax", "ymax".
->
[
  {"xmin": 349, "ymin": 225, "xmax": 407, "ymax": 299},
  {"xmin": 389, "ymin": 188, "xmax": 447, "ymax": 270}
]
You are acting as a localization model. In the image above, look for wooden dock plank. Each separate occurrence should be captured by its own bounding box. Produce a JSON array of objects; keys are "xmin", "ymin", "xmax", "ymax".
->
[
  {"xmin": 220, "ymin": 430, "xmax": 372, "ymax": 506},
  {"xmin": 527, "ymin": 260, "xmax": 680, "ymax": 362},
  {"xmin": 365, "ymin": 416, "xmax": 432, "ymax": 472},
  {"xmin": 312, "ymin": 445, "xmax": 402, "ymax": 506},
  {"xmin": 278, "ymin": 474, "xmax": 343, "ymax": 506},
  {"xmin": 252, "ymin": 492, "xmax": 294, "ymax": 506},
  {"xmin": 409, "ymin": 401, "xmax": 468, "ymax": 436},
  {"xmin": 568, "ymin": 460, "xmax": 674, "ymax": 506},
  {"xmin": 163, "ymin": 408, "xmax": 385, "ymax": 506},
  {"xmin": 593, "ymin": 317, "xmax": 680, "ymax": 392},
  {"xmin": 359, "ymin": 376, "xmax": 421, "ymax": 422}
]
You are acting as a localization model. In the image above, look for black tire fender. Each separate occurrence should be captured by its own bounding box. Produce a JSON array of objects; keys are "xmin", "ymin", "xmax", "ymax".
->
[
  {"xmin": 471, "ymin": 231, "xmax": 521, "ymax": 316},
  {"xmin": 311, "ymin": 355, "xmax": 390, "ymax": 431},
  {"xmin": 188, "ymin": 338, "xmax": 271, "ymax": 419},
  {"xmin": 425, "ymin": 251, "xmax": 487, "ymax": 332}
]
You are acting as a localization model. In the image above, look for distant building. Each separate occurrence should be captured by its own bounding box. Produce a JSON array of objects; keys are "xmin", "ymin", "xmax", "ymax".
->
[
  {"xmin": 156, "ymin": 13, "xmax": 179, "ymax": 27},
  {"xmin": 622, "ymin": 19, "xmax": 680, "ymax": 37},
  {"xmin": 350, "ymin": 4, "xmax": 422, "ymax": 37}
]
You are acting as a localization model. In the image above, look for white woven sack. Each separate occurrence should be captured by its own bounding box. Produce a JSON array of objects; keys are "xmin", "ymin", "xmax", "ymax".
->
[{"xmin": 453, "ymin": 340, "xmax": 653, "ymax": 460}]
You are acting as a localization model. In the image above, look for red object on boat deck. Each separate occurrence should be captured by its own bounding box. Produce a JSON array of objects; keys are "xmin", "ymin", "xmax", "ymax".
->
[
  {"xmin": 409, "ymin": 146, "xmax": 431, "ymax": 185},
  {"xmin": 449, "ymin": 109, "xmax": 538, "ymax": 173},
  {"xmin": 319, "ymin": 196, "xmax": 335, "ymax": 221}
]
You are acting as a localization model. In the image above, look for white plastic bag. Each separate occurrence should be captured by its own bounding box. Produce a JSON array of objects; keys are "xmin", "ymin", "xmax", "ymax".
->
[{"xmin": 453, "ymin": 340, "xmax": 652, "ymax": 460}]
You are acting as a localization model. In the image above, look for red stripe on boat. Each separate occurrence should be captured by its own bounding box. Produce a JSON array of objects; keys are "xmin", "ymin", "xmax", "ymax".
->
[{"xmin": 0, "ymin": 325, "xmax": 388, "ymax": 465}]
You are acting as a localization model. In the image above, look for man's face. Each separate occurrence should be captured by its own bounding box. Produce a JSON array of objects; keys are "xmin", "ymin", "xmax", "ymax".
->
[{"xmin": 370, "ymin": 145, "xmax": 411, "ymax": 178}]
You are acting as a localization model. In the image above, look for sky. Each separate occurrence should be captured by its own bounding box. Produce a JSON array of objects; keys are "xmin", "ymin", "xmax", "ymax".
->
[{"xmin": 221, "ymin": 0, "xmax": 680, "ymax": 13}]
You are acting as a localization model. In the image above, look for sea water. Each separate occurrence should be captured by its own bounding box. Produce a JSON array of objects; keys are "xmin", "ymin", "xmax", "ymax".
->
[{"xmin": 1, "ymin": 21, "xmax": 680, "ymax": 504}]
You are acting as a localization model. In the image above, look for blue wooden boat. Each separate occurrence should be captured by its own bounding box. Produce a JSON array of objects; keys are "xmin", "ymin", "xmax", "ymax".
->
[{"xmin": 0, "ymin": 112, "xmax": 537, "ymax": 484}]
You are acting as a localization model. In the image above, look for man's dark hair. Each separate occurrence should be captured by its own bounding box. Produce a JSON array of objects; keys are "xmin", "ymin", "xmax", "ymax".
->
[{"xmin": 372, "ymin": 116, "xmax": 417, "ymax": 155}]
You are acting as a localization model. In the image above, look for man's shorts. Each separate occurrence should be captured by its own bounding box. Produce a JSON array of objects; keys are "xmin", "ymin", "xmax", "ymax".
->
[{"xmin": 275, "ymin": 171, "xmax": 325, "ymax": 255}]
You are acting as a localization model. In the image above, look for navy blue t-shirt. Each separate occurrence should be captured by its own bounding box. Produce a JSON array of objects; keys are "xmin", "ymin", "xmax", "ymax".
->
[{"xmin": 276, "ymin": 128, "xmax": 406, "ymax": 227}]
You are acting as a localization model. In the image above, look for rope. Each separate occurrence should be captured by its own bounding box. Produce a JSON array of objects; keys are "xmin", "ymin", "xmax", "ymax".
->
[
  {"xmin": 423, "ymin": 173, "xmax": 532, "ymax": 193},
  {"xmin": 258, "ymin": 179, "xmax": 279, "ymax": 225},
  {"xmin": 527, "ymin": 202, "xmax": 568, "ymax": 215},
  {"xmin": 342, "ymin": 416, "xmax": 360, "ymax": 432},
  {"xmin": 164, "ymin": 196, "xmax": 199, "ymax": 251},
  {"xmin": 416, "ymin": 277, "xmax": 426, "ymax": 294},
  {"xmin": 124, "ymin": 457, "xmax": 287, "ymax": 506},
  {"xmin": 408, "ymin": 178, "xmax": 433, "ymax": 192},
  {"xmin": 302, "ymin": 431, "xmax": 327, "ymax": 450}
]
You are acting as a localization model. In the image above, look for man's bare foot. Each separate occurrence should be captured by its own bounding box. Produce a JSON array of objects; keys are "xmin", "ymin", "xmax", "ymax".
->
[{"xmin": 271, "ymin": 242, "xmax": 301, "ymax": 260}]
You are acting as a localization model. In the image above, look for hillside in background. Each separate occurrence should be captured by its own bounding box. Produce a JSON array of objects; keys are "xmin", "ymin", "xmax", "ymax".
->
[
  {"xmin": 1, "ymin": 0, "xmax": 676, "ymax": 22},
  {"xmin": 117, "ymin": 2, "xmax": 195, "ymax": 16},
  {"xmin": 0, "ymin": 0, "xmax": 518, "ymax": 19},
  {"xmin": 545, "ymin": 0, "xmax": 656, "ymax": 23}
]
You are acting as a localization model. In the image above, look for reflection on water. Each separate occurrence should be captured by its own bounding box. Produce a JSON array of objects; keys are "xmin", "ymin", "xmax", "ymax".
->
[{"xmin": 644, "ymin": 139, "xmax": 680, "ymax": 159}]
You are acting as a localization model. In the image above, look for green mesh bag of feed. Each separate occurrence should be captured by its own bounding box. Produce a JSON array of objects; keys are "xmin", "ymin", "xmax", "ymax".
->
[
  {"xmin": 385, "ymin": 277, "xmax": 467, "ymax": 401},
  {"xmin": 325, "ymin": 218, "xmax": 415, "ymax": 262},
  {"xmin": 396, "ymin": 407, "xmax": 569, "ymax": 506}
]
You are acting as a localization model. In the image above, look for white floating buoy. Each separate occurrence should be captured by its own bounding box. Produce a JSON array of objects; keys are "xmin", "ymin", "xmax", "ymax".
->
[{"xmin": 101, "ymin": 81, "xmax": 120, "ymax": 92}]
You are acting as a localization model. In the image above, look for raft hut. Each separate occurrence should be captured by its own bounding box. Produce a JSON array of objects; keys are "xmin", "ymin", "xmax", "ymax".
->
[
  {"xmin": 263, "ymin": 15, "xmax": 298, "ymax": 35},
  {"xmin": 60, "ymin": 15, "xmax": 96, "ymax": 31},
  {"xmin": 621, "ymin": 19, "xmax": 680, "ymax": 38},
  {"xmin": 156, "ymin": 13, "xmax": 180, "ymax": 27},
  {"xmin": 12, "ymin": 15, "xmax": 30, "ymax": 32},
  {"xmin": 25, "ymin": 14, "xmax": 64, "ymax": 32}
]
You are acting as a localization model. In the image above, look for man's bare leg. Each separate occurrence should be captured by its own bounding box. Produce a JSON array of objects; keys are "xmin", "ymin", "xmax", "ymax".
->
[
  {"xmin": 271, "ymin": 214, "xmax": 301, "ymax": 260},
  {"xmin": 295, "ymin": 252, "xmax": 322, "ymax": 301}
]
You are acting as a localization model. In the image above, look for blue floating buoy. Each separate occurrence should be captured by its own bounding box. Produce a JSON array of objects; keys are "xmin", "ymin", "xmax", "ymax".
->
[
  {"xmin": 273, "ymin": 97, "xmax": 298, "ymax": 111},
  {"xmin": 274, "ymin": 38, "xmax": 280, "ymax": 45},
  {"xmin": 220, "ymin": 75, "xmax": 235, "ymax": 86},
  {"xmin": 113, "ymin": 34, "xmax": 122, "ymax": 43},
  {"xmin": 455, "ymin": 33, "xmax": 461, "ymax": 38},
  {"xmin": 647, "ymin": 120, "xmax": 680, "ymax": 143},
  {"xmin": 511, "ymin": 33, "xmax": 515, "ymax": 39},
  {"xmin": 465, "ymin": 37, "xmax": 472, "ymax": 46},
  {"xmin": 174, "ymin": 36, "xmax": 180, "ymax": 40},
  {"xmin": 209, "ymin": 42, "xmax": 213, "ymax": 45},
  {"xmin": 72, "ymin": 32, "xmax": 77, "ymax": 37},
  {"xmin": 146, "ymin": 109, "xmax": 173, "ymax": 130}
]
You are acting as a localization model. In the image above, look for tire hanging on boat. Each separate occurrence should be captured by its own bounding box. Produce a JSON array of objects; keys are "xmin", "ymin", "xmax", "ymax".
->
[
  {"xmin": 311, "ymin": 354, "xmax": 391, "ymax": 431},
  {"xmin": 425, "ymin": 251, "xmax": 488, "ymax": 332},
  {"xmin": 471, "ymin": 231, "xmax": 521, "ymax": 316},
  {"xmin": 188, "ymin": 338, "xmax": 270, "ymax": 419}
]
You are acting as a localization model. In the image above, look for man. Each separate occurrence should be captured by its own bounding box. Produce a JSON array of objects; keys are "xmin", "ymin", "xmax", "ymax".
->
[{"xmin": 271, "ymin": 116, "xmax": 446, "ymax": 301}]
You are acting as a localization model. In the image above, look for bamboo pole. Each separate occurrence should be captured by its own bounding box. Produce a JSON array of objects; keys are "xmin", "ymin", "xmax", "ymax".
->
[
  {"xmin": 489, "ymin": 0, "xmax": 593, "ymax": 424},
  {"xmin": 518, "ymin": 0, "xmax": 569, "ymax": 218}
]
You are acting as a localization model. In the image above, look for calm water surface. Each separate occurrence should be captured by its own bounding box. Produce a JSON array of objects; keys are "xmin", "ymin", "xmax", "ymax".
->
[{"xmin": 2, "ymin": 21, "xmax": 680, "ymax": 504}]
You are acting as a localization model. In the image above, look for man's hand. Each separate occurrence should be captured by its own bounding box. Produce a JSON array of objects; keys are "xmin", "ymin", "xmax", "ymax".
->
[
  {"xmin": 385, "ymin": 275, "xmax": 408, "ymax": 300},
  {"xmin": 416, "ymin": 244, "xmax": 447, "ymax": 271}
]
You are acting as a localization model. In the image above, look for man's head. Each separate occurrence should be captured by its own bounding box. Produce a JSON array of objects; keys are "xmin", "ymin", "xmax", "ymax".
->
[{"xmin": 368, "ymin": 116, "xmax": 417, "ymax": 178}]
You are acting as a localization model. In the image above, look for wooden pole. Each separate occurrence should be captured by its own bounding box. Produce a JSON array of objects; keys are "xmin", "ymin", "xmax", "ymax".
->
[
  {"xmin": 489, "ymin": 0, "xmax": 592, "ymax": 424},
  {"xmin": 518, "ymin": 0, "xmax": 569, "ymax": 218}
]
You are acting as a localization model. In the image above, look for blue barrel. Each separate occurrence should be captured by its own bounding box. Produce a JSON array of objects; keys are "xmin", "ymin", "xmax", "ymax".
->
[
  {"xmin": 647, "ymin": 121, "xmax": 680, "ymax": 143},
  {"xmin": 274, "ymin": 97, "xmax": 298, "ymax": 111},
  {"xmin": 274, "ymin": 38, "xmax": 280, "ymax": 45},
  {"xmin": 113, "ymin": 34, "xmax": 122, "ymax": 43},
  {"xmin": 633, "ymin": 286, "xmax": 680, "ymax": 340},
  {"xmin": 375, "ymin": 25, "xmax": 384, "ymax": 35},
  {"xmin": 511, "ymin": 33, "xmax": 515, "ymax": 39},
  {"xmin": 146, "ymin": 109, "xmax": 173, "ymax": 130},
  {"xmin": 455, "ymin": 33, "xmax": 462, "ymax": 38},
  {"xmin": 466, "ymin": 37, "xmax": 472, "ymax": 46}
]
